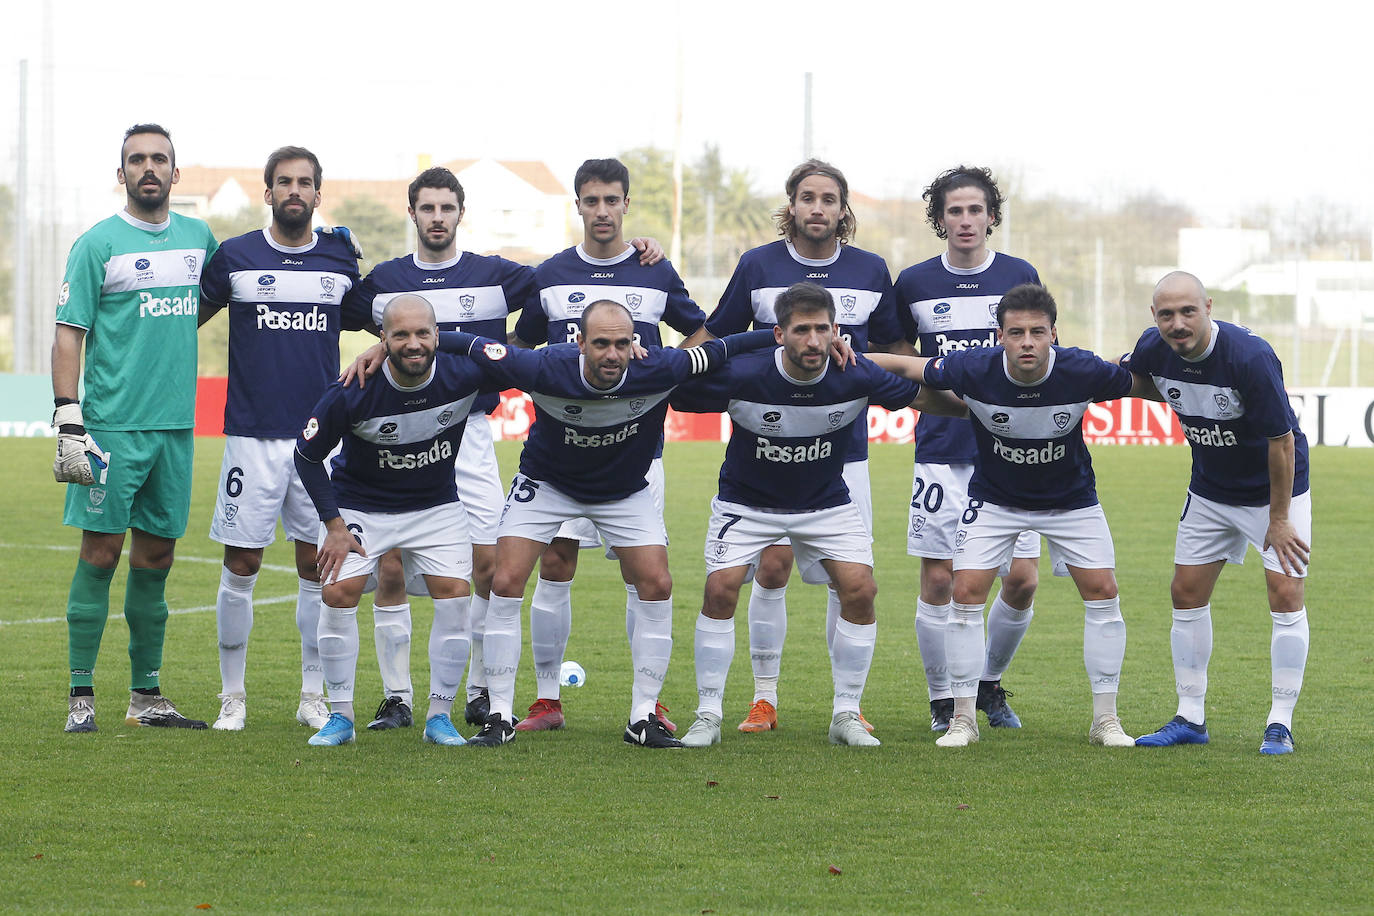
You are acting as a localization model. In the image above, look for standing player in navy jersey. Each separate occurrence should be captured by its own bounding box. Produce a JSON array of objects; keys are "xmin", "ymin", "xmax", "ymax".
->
[
  {"xmin": 893, "ymin": 166, "xmax": 1043, "ymax": 733},
  {"xmin": 198, "ymin": 146, "xmax": 367, "ymax": 731},
  {"xmin": 870, "ymin": 284, "xmax": 1136, "ymax": 749},
  {"xmin": 343, "ymin": 166, "xmax": 666, "ymax": 732},
  {"xmin": 671, "ymin": 282, "xmax": 963, "ymax": 748},
  {"xmin": 702, "ymin": 159, "xmax": 904, "ymax": 734},
  {"xmin": 295, "ymin": 295, "xmax": 492, "ymax": 747},
  {"xmin": 506, "ymin": 157, "xmax": 709, "ymax": 732},
  {"xmin": 1124, "ymin": 272, "xmax": 1311, "ymax": 755},
  {"xmin": 434, "ymin": 301, "xmax": 766, "ymax": 748}
]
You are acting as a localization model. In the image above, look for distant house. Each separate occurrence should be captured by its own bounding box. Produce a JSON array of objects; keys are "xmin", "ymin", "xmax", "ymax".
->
[{"xmin": 163, "ymin": 158, "xmax": 574, "ymax": 262}]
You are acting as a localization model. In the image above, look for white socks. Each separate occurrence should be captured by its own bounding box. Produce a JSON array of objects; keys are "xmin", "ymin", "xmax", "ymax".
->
[
  {"xmin": 296, "ymin": 577, "xmax": 324, "ymax": 695},
  {"xmin": 1171, "ymin": 604, "xmax": 1212, "ymax": 724},
  {"xmin": 483, "ymin": 595, "xmax": 523, "ymax": 721},
  {"xmin": 1083, "ymin": 597, "xmax": 1125, "ymax": 696},
  {"xmin": 747, "ymin": 584, "xmax": 787, "ymax": 705},
  {"xmin": 915, "ymin": 599, "xmax": 951, "ymax": 701},
  {"xmin": 694, "ymin": 613, "xmax": 736, "ymax": 718},
  {"xmin": 831, "ymin": 618, "xmax": 875, "ymax": 716},
  {"xmin": 824, "ymin": 587, "xmax": 842, "ymax": 655},
  {"xmin": 373, "ymin": 603, "xmax": 413, "ymax": 706},
  {"xmin": 1268, "ymin": 607, "xmax": 1308, "ymax": 729},
  {"xmin": 466, "ymin": 594, "xmax": 488, "ymax": 702},
  {"xmin": 215, "ymin": 567, "xmax": 255, "ymax": 696},
  {"xmin": 318, "ymin": 604, "xmax": 359, "ymax": 720},
  {"xmin": 427, "ymin": 596, "xmax": 470, "ymax": 720},
  {"xmin": 629, "ymin": 595, "xmax": 673, "ymax": 723},
  {"xmin": 530, "ymin": 577, "xmax": 572, "ymax": 701},
  {"xmin": 945, "ymin": 601, "xmax": 985, "ymax": 701},
  {"xmin": 984, "ymin": 593, "xmax": 1033, "ymax": 680}
]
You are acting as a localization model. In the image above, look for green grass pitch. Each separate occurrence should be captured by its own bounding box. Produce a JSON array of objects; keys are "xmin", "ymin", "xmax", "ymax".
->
[{"xmin": 0, "ymin": 437, "xmax": 1369, "ymax": 912}]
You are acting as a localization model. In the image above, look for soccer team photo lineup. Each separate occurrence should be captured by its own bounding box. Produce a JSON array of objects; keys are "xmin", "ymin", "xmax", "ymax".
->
[{"xmin": 51, "ymin": 123, "xmax": 1311, "ymax": 757}]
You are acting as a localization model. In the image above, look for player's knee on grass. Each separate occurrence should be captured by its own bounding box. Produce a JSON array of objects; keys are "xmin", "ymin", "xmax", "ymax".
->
[
  {"xmin": 128, "ymin": 529, "xmax": 176, "ymax": 570},
  {"xmin": 374, "ymin": 549, "xmax": 407, "ymax": 604},
  {"xmin": 471, "ymin": 544, "xmax": 496, "ymax": 595},
  {"xmin": 1000, "ymin": 558, "xmax": 1038, "ymax": 607},
  {"xmin": 422, "ymin": 575, "xmax": 470, "ymax": 601},
  {"xmin": 224, "ymin": 545, "xmax": 264, "ymax": 578},
  {"xmin": 293, "ymin": 541, "xmax": 320, "ymax": 581},
  {"xmin": 538, "ymin": 538, "xmax": 579, "ymax": 582},
  {"xmin": 1264, "ymin": 569, "xmax": 1305, "ymax": 614},
  {"xmin": 703, "ymin": 569, "xmax": 747, "ymax": 619},
  {"xmin": 1068, "ymin": 566, "xmax": 1118, "ymax": 602},
  {"xmin": 323, "ymin": 577, "xmax": 367, "ymax": 610},
  {"xmin": 919, "ymin": 557, "xmax": 955, "ymax": 605}
]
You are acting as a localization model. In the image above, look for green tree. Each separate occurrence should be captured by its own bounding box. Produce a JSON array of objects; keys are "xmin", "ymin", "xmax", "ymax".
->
[
  {"xmin": 331, "ymin": 195, "xmax": 409, "ymax": 275},
  {"xmin": 197, "ymin": 205, "xmax": 266, "ymax": 376}
]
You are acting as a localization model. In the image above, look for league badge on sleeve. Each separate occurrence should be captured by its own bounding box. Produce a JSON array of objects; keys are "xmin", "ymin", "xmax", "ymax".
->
[
  {"xmin": 303, "ymin": 417, "xmax": 319, "ymax": 440},
  {"xmin": 483, "ymin": 342, "xmax": 507, "ymax": 360}
]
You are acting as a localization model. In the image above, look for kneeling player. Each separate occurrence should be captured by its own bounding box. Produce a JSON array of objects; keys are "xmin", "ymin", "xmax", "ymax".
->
[
  {"xmin": 294, "ymin": 294, "xmax": 488, "ymax": 747},
  {"xmin": 672, "ymin": 281, "xmax": 965, "ymax": 747},
  {"xmin": 872, "ymin": 283, "xmax": 1136, "ymax": 748}
]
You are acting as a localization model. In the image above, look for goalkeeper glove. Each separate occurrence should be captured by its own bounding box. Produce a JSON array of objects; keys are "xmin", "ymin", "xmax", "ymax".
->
[
  {"xmin": 316, "ymin": 225, "xmax": 364, "ymax": 260},
  {"xmin": 52, "ymin": 403, "xmax": 109, "ymax": 486}
]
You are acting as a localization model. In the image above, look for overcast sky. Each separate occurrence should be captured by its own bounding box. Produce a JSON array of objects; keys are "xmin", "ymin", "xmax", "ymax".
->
[{"xmin": 2, "ymin": 0, "xmax": 1367, "ymax": 227}]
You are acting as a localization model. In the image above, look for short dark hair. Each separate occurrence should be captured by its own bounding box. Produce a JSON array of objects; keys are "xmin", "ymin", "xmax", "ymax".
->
[
  {"xmin": 121, "ymin": 123, "xmax": 174, "ymax": 167},
  {"xmin": 408, "ymin": 166, "xmax": 465, "ymax": 209},
  {"xmin": 579, "ymin": 299, "xmax": 633, "ymax": 335},
  {"xmin": 923, "ymin": 165, "xmax": 1005, "ymax": 240},
  {"xmin": 996, "ymin": 283, "xmax": 1057, "ymax": 328},
  {"xmin": 573, "ymin": 159, "xmax": 630, "ymax": 198},
  {"xmin": 264, "ymin": 145, "xmax": 322, "ymax": 189},
  {"xmin": 773, "ymin": 159, "xmax": 856, "ymax": 244},
  {"xmin": 774, "ymin": 282, "xmax": 836, "ymax": 329}
]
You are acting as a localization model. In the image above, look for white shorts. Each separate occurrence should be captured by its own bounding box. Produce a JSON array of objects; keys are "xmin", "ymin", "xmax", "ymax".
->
[
  {"xmin": 705, "ymin": 498, "xmax": 872, "ymax": 586},
  {"xmin": 769, "ymin": 459, "xmax": 872, "ymax": 550},
  {"xmin": 954, "ymin": 501, "xmax": 1114, "ymax": 573},
  {"xmin": 907, "ymin": 463, "xmax": 1040, "ymax": 567},
  {"xmin": 210, "ymin": 436, "xmax": 318, "ymax": 547},
  {"xmin": 555, "ymin": 457, "xmax": 666, "ymax": 551},
  {"xmin": 324, "ymin": 502, "xmax": 472, "ymax": 587},
  {"xmin": 499, "ymin": 474, "xmax": 667, "ymax": 548},
  {"xmin": 1175, "ymin": 489, "xmax": 1312, "ymax": 578},
  {"xmin": 456, "ymin": 413, "xmax": 503, "ymax": 545}
]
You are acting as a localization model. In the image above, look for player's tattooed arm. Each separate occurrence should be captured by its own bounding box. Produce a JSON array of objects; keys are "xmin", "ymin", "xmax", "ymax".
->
[
  {"xmin": 911, "ymin": 385, "xmax": 968, "ymax": 418},
  {"xmin": 1264, "ymin": 432, "xmax": 1310, "ymax": 576}
]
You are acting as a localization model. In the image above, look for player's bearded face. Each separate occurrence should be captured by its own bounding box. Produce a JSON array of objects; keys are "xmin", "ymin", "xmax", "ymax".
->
[
  {"xmin": 411, "ymin": 188, "xmax": 462, "ymax": 253},
  {"xmin": 578, "ymin": 310, "xmax": 634, "ymax": 388},
  {"xmin": 268, "ymin": 159, "xmax": 320, "ymax": 233},
  {"xmin": 386, "ymin": 326, "xmax": 437, "ymax": 379},
  {"xmin": 789, "ymin": 175, "xmax": 843, "ymax": 246},
  {"xmin": 778, "ymin": 310, "xmax": 834, "ymax": 376},
  {"xmin": 118, "ymin": 134, "xmax": 177, "ymax": 213}
]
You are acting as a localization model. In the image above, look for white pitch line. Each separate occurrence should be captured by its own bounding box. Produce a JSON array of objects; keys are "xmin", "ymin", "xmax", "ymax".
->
[
  {"xmin": 0, "ymin": 542, "xmax": 298, "ymax": 574},
  {"xmin": 0, "ymin": 593, "xmax": 297, "ymax": 627}
]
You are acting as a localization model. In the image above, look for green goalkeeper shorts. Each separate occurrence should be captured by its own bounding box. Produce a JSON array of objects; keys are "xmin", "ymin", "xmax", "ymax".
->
[{"xmin": 63, "ymin": 428, "xmax": 194, "ymax": 538}]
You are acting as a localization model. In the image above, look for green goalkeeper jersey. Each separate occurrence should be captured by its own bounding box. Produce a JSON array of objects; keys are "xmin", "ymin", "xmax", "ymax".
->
[{"xmin": 56, "ymin": 210, "xmax": 218, "ymax": 430}]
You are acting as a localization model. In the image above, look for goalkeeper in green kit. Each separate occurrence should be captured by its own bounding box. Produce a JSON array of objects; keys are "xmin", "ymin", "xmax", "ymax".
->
[{"xmin": 52, "ymin": 124, "xmax": 218, "ymax": 732}]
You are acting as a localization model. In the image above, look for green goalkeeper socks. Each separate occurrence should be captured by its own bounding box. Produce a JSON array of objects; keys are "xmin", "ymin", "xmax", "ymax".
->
[
  {"xmin": 67, "ymin": 559, "xmax": 116, "ymax": 689},
  {"xmin": 125, "ymin": 566, "xmax": 170, "ymax": 691}
]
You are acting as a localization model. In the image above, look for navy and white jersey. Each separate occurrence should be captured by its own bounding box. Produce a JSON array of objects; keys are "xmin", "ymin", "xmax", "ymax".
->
[
  {"xmin": 705, "ymin": 239, "xmax": 903, "ymax": 461},
  {"xmin": 924, "ymin": 346, "xmax": 1132, "ymax": 511},
  {"xmin": 341, "ymin": 251, "xmax": 538, "ymax": 416},
  {"xmin": 894, "ymin": 251, "xmax": 1041, "ymax": 463},
  {"xmin": 672, "ymin": 350, "xmax": 921, "ymax": 512},
  {"xmin": 438, "ymin": 331, "xmax": 753, "ymax": 504},
  {"xmin": 1127, "ymin": 319, "xmax": 1309, "ymax": 506},
  {"xmin": 514, "ymin": 244, "xmax": 706, "ymax": 348},
  {"xmin": 294, "ymin": 355, "xmax": 491, "ymax": 519},
  {"xmin": 200, "ymin": 229, "xmax": 364, "ymax": 438}
]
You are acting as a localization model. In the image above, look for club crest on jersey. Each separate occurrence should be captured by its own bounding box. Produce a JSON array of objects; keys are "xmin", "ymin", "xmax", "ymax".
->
[
  {"xmin": 89, "ymin": 488, "xmax": 106, "ymax": 506},
  {"xmin": 828, "ymin": 410, "xmax": 845, "ymax": 428},
  {"xmin": 954, "ymin": 531, "xmax": 966, "ymax": 547},
  {"xmin": 320, "ymin": 276, "xmax": 336, "ymax": 295},
  {"xmin": 460, "ymin": 294, "xmax": 475, "ymax": 314},
  {"xmin": 483, "ymin": 342, "xmax": 507, "ymax": 360},
  {"xmin": 184, "ymin": 254, "xmax": 198, "ymax": 274},
  {"xmin": 839, "ymin": 295, "xmax": 856, "ymax": 319},
  {"xmin": 303, "ymin": 417, "xmax": 319, "ymax": 440},
  {"xmin": 626, "ymin": 293, "xmax": 642, "ymax": 309},
  {"xmin": 988, "ymin": 304, "xmax": 997, "ymax": 317},
  {"xmin": 223, "ymin": 504, "xmax": 239, "ymax": 521},
  {"xmin": 711, "ymin": 540, "xmax": 729, "ymax": 559},
  {"xmin": 911, "ymin": 516, "xmax": 926, "ymax": 535},
  {"xmin": 1054, "ymin": 411, "xmax": 1071, "ymax": 429},
  {"xmin": 629, "ymin": 398, "xmax": 647, "ymax": 415},
  {"xmin": 438, "ymin": 409, "xmax": 454, "ymax": 427},
  {"xmin": 1213, "ymin": 393, "xmax": 1231, "ymax": 414}
]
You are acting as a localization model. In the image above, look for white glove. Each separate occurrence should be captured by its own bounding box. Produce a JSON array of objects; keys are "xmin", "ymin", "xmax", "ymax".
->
[
  {"xmin": 316, "ymin": 225, "xmax": 364, "ymax": 260},
  {"xmin": 52, "ymin": 403, "xmax": 109, "ymax": 486}
]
